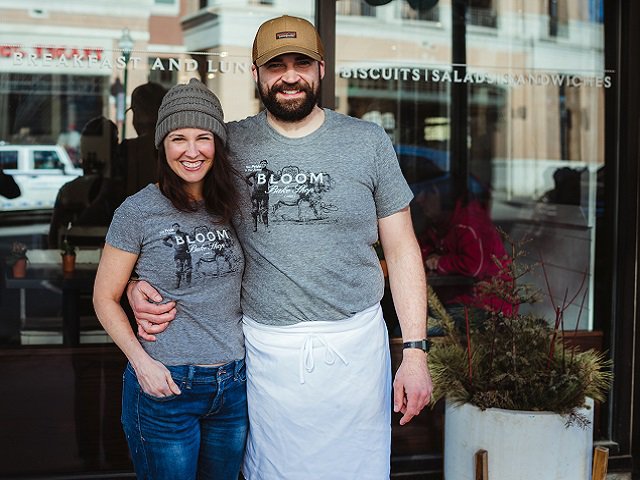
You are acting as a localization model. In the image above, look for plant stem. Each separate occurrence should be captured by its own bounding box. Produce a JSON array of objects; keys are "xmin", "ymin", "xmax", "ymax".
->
[{"xmin": 465, "ymin": 306, "xmax": 472, "ymax": 383}]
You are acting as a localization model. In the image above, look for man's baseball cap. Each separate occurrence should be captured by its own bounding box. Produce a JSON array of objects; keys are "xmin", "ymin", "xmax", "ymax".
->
[{"xmin": 252, "ymin": 15, "xmax": 325, "ymax": 67}]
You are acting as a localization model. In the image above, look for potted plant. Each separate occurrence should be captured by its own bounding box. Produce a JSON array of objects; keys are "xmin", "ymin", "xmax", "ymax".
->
[
  {"xmin": 427, "ymin": 237, "xmax": 612, "ymax": 480},
  {"xmin": 60, "ymin": 238, "xmax": 77, "ymax": 273},
  {"xmin": 7, "ymin": 241, "xmax": 28, "ymax": 278}
]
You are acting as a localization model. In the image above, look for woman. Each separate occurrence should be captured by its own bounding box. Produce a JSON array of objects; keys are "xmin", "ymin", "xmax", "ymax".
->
[{"xmin": 93, "ymin": 78, "xmax": 246, "ymax": 480}]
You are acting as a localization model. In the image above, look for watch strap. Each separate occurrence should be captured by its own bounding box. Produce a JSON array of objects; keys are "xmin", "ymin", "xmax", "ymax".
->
[{"xmin": 402, "ymin": 339, "xmax": 431, "ymax": 352}]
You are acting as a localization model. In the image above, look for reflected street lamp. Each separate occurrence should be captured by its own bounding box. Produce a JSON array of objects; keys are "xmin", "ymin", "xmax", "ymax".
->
[{"xmin": 118, "ymin": 28, "xmax": 134, "ymax": 141}]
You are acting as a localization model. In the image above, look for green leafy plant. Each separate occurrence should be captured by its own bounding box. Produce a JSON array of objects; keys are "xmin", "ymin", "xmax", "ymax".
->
[
  {"xmin": 7, "ymin": 241, "xmax": 28, "ymax": 265},
  {"xmin": 60, "ymin": 221, "xmax": 76, "ymax": 256},
  {"xmin": 428, "ymin": 235, "xmax": 612, "ymax": 422},
  {"xmin": 60, "ymin": 239, "xmax": 77, "ymax": 257}
]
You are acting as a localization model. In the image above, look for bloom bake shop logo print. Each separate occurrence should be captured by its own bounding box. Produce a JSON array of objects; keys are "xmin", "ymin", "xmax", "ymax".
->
[
  {"xmin": 244, "ymin": 161, "xmax": 337, "ymax": 232},
  {"xmin": 160, "ymin": 223, "xmax": 241, "ymax": 289}
]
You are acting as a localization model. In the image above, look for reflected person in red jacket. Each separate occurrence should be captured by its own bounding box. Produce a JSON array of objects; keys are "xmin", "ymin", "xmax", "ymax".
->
[{"xmin": 417, "ymin": 186, "xmax": 514, "ymax": 330}]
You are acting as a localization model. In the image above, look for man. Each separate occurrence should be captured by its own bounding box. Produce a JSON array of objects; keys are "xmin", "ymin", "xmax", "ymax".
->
[
  {"xmin": 162, "ymin": 223, "xmax": 193, "ymax": 288},
  {"xmin": 48, "ymin": 116, "xmax": 120, "ymax": 248},
  {"xmin": 120, "ymin": 81, "xmax": 167, "ymax": 196},
  {"xmin": 128, "ymin": 15, "xmax": 432, "ymax": 479},
  {"xmin": 245, "ymin": 159, "xmax": 277, "ymax": 232},
  {"xmin": 0, "ymin": 167, "xmax": 20, "ymax": 200}
]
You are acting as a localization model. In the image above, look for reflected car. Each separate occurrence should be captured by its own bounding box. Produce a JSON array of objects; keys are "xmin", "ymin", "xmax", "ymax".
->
[
  {"xmin": 394, "ymin": 144, "xmax": 489, "ymax": 209},
  {"xmin": 0, "ymin": 144, "xmax": 82, "ymax": 211}
]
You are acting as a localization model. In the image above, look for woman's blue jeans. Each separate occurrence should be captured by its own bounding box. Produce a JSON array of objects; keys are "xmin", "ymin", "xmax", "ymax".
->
[{"xmin": 121, "ymin": 359, "xmax": 248, "ymax": 480}]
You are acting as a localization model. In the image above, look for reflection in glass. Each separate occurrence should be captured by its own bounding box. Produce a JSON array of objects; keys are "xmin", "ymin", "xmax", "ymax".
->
[{"xmin": 336, "ymin": 0, "xmax": 606, "ymax": 331}]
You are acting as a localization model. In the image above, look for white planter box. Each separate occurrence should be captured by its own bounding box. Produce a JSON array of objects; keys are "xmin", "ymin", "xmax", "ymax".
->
[{"xmin": 444, "ymin": 397, "xmax": 594, "ymax": 480}]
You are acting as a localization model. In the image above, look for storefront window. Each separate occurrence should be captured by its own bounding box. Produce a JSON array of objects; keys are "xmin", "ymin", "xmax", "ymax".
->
[
  {"xmin": 0, "ymin": 0, "xmax": 314, "ymax": 348},
  {"xmin": 336, "ymin": 0, "xmax": 607, "ymax": 331},
  {"xmin": 0, "ymin": 1, "xmax": 609, "ymax": 339}
]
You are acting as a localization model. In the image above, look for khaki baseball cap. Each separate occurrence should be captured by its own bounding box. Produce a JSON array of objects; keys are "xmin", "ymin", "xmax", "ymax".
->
[{"xmin": 252, "ymin": 15, "xmax": 325, "ymax": 67}]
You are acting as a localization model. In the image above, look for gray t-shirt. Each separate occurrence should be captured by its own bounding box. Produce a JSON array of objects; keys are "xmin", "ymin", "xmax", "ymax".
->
[
  {"xmin": 228, "ymin": 109, "xmax": 412, "ymax": 326},
  {"xmin": 105, "ymin": 184, "xmax": 245, "ymax": 365}
]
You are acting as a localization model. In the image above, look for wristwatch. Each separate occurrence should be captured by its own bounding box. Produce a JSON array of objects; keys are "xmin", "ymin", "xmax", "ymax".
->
[{"xmin": 403, "ymin": 339, "xmax": 431, "ymax": 353}]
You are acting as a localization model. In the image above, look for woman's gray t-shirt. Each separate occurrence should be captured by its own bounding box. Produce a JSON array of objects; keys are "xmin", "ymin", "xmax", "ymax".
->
[{"xmin": 105, "ymin": 184, "xmax": 245, "ymax": 365}]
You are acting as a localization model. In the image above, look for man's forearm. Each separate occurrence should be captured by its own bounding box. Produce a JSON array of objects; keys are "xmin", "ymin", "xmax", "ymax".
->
[
  {"xmin": 386, "ymin": 242, "xmax": 427, "ymax": 342},
  {"xmin": 378, "ymin": 208, "xmax": 428, "ymax": 342}
]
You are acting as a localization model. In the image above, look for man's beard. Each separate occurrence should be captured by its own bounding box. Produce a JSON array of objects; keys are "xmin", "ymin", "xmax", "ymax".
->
[{"xmin": 258, "ymin": 79, "xmax": 318, "ymax": 122}]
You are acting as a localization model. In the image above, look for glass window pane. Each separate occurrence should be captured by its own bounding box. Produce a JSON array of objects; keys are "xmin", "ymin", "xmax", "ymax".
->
[
  {"xmin": 0, "ymin": 1, "xmax": 314, "ymax": 353},
  {"xmin": 336, "ymin": 0, "xmax": 607, "ymax": 332},
  {"xmin": 33, "ymin": 150, "xmax": 61, "ymax": 170},
  {"xmin": 0, "ymin": 150, "xmax": 18, "ymax": 169}
]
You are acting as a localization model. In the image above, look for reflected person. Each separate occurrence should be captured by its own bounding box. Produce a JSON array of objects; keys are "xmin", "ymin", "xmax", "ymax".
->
[
  {"xmin": 418, "ymin": 186, "xmax": 514, "ymax": 325},
  {"xmin": 120, "ymin": 81, "xmax": 167, "ymax": 197},
  {"xmin": 48, "ymin": 116, "xmax": 120, "ymax": 248},
  {"xmin": 0, "ymin": 167, "xmax": 20, "ymax": 199}
]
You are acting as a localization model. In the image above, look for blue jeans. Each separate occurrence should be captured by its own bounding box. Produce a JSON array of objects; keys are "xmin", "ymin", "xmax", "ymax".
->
[{"xmin": 121, "ymin": 360, "xmax": 248, "ymax": 480}]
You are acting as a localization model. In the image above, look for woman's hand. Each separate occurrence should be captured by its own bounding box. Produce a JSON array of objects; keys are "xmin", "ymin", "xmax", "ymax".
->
[{"xmin": 133, "ymin": 357, "xmax": 182, "ymax": 398}]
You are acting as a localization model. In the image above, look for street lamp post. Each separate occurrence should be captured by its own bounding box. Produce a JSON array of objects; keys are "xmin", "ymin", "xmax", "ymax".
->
[{"xmin": 118, "ymin": 28, "xmax": 134, "ymax": 141}]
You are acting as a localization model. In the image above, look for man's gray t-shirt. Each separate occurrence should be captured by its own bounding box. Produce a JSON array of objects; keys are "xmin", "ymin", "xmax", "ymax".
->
[
  {"xmin": 228, "ymin": 109, "xmax": 412, "ymax": 326},
  {"xmin": 106, "ymin": 184, "xmax": 245, "ymax": 365}
]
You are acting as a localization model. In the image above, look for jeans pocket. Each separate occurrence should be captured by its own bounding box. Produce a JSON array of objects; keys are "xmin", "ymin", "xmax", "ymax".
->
[
  {"xmin": 140, "ymin": 390, "xmax": 179, "ymax": 402},
  {"xmin": 126, "ymin": 363, "xmax": 180, "ymax": 402}
]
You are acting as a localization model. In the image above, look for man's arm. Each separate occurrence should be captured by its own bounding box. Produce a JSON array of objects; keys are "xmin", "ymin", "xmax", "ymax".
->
[
  {"xmin": 378, "ymin": 206, "xmax": 433, "ymax": 425},
  {"xmin": 126, "ymin": 280, "xmax": 177, "ymax": 341}
]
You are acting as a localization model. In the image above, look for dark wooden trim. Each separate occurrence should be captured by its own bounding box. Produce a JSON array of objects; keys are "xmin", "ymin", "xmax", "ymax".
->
[
  {"xmin": 625, "ymin": 1, "xmax": 640, "ymax": 475},
  {"xmin": 450, "ymin": 0, "xmax": 469, "ymax": 200},
  {"xmin": 0, "ymin": 345, "xmax": 132, "ymax": 477},
  {"xmin": 604, "ymin": 0, "xmax": 640, "ymax": 474},
  {"xmin": 315, "ymin": 0, "xmax": 336, "ymax": 109}
]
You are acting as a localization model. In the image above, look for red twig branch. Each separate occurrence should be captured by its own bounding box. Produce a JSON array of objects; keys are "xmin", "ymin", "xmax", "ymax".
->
[
  {"xmin": 547, "ymin": 306, "xmax": 561, "ymax": 369},
  {"xmin": 465, "ymin": 306, "xmax": 473, "ymax": 383},
  {"xmin": 571, "ymin": 285, "xmax": 589, "ymax": 363}
]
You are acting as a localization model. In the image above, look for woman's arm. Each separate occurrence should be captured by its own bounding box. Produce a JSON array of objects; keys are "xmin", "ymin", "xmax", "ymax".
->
[{"xmin": 93, "ymin": 244, "xmax": 181, "ymax": 397}]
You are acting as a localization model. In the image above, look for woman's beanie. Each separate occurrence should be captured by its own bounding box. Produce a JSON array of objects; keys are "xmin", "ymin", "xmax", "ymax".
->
[{"xmin": 154, "ymin": 78, "xmax": 227, "ymax": 148}]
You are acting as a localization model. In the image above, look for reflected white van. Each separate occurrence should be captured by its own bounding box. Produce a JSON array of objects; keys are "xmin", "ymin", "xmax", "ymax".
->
[{"xmin": 0, "ymin": 144, "xmax": 82, "ymax": 211}]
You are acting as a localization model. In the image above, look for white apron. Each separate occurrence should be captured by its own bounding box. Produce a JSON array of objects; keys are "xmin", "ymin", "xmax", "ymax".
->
[{"xmin": 242, "ymin": 303, "xmax": 392, "ymax": 480}]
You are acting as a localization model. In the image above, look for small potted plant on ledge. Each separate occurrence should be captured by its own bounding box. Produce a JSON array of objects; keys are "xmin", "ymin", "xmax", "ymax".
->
[
  {"xmin": 427, "ymin": 236, "xmax": 612, "ymax": 480},
  {"xmin": 373, "ymin": 240, "xmax": 387, "ymax": 278},
  {"xmin": 8, "ymin": 241, "xmax": 28, "ymax": 278},
  {"xmin": 60, "ymin": 238, "xmax": 77, "ymax": 273}
]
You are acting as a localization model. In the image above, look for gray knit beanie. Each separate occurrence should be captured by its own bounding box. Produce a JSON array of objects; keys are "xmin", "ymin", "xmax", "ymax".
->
[{"xmin": 154, "ymin": 78, "xmax": 227, "ymax": 148}]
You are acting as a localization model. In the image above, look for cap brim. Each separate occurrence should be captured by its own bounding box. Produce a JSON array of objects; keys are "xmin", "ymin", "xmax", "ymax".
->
[{"xmin": 254, "ymin": 46, "xmax": 322, "ymax": 67}]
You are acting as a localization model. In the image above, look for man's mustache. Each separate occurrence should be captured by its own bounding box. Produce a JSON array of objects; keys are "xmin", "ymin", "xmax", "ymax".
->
[{"xmin": 271, "ymin": 82, "xmax": 311, "ymax": 94}]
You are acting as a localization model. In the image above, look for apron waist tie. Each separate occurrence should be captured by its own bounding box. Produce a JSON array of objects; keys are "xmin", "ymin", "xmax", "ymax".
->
[{"xmin": 299, "ymin": 334, "xmax": 349, "ymax": 384}]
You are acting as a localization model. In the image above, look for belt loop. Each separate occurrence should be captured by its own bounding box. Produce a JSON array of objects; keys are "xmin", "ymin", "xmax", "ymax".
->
[
  {"xmin": 234, "ymin": 359, "xmax": 243, "ymax": 380},
  {"xmin": 186, "ymin": 365, "xmax": 195, "ymax": 389}
]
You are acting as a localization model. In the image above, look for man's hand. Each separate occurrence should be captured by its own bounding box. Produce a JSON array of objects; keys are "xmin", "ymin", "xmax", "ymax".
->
[
  {"xmin": 393, "ymin": 349, "xmax": 433, "ymax": 425},
  {"xmin": 126, "ymin": 280, "xmax": 177, "ymax": 341}
]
